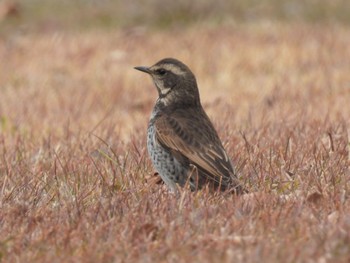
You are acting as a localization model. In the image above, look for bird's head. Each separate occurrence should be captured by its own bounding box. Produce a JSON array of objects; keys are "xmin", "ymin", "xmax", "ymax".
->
[{"xmin": 135, "ymin": 58, "xmax": 200, "ymax": 107}]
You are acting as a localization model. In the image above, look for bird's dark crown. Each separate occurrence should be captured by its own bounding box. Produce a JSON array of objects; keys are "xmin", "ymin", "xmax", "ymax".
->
[
  {"xmin": 150, "ymin": 58, "xmax": 192, "ymax": 76},
  {"xmin": 135, "ymin": 58, "xmax": 201, "ymax": 108}
]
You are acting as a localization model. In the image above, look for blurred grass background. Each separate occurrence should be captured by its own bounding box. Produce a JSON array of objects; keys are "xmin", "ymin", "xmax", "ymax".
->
[
  {"xmin": 1, "ymin": 1, "xmax": 350, "ymax": 262},
  {"xmin": 1, "ymin": 0, "xmax": 350, "ymax": 34}
]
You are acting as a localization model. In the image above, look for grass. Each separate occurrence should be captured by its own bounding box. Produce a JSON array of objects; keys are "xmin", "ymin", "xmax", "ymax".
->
[
  {"xmin": 2, "ymin": 0, "xmax": 350, "ymax": 33},
  {"xmin": 0, "ymin": 2, "xmax": 350, "ymax": 262}
]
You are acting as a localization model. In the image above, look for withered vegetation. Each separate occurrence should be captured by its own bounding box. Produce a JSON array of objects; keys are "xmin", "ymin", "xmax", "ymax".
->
[{"xmin": 0, "ymin": 19, "xmax": 350, "ymax": 262}]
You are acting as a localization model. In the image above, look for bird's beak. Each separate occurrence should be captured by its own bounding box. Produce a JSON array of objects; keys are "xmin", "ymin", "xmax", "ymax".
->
[{"xmin": 134, "ymin": 66, "xmax": 152, "ymax": 74}]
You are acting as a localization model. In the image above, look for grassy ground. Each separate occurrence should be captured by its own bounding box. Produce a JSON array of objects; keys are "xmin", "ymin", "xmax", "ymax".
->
[
  {"xmin": 1, "ymin": 1, "xmax": 350, "ymax": 263},
  {"xmin": 1, "ymin": 0, "xmax": 350, "ymax": 33}
]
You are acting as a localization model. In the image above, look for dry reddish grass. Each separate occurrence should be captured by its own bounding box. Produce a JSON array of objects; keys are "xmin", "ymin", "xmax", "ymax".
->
[{"xmin": 0, "ymin": 23, "xmax": 350, "ymax": 262}]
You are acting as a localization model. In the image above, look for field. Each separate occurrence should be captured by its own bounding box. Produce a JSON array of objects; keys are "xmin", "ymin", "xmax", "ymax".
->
[{"xmin": 1, "ymin": 1, "xmax": 350, "ymax": 262}]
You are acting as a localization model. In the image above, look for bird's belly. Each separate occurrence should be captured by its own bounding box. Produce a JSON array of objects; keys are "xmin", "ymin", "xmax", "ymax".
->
[{"xmin": 147, "ymin": 125, "xmax": 188, "ymax": 190}]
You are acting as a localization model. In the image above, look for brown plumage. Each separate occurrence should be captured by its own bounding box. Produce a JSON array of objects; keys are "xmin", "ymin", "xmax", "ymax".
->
[{"xmin": 135, "ymin": 58, "xmax": 244, "ymax": 194}]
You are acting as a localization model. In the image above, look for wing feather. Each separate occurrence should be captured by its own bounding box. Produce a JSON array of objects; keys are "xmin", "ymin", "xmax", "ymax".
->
[{"xmin": 154, "ymin": 108, "xmax": 235, "ymax": 187}]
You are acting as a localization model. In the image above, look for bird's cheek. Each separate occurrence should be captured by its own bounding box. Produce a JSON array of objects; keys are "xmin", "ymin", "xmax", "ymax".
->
[
  {"xmin": 152, "ymin": 79, "xmax": 162, "ymax": 90},
  {"xmin": 165, "ymin": 79, "xmax": 177, "ymax": 90}
]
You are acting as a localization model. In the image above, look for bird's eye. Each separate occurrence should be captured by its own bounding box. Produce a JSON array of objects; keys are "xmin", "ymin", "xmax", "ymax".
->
[{"xmin": 156, "ymin": 69, "xmax": 167, "ymax": 75}]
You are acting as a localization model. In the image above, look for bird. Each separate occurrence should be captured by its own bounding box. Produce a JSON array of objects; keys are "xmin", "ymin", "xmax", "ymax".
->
[{"xmin": 134, "ymin": 58, "xmax": 244, "ymax": 194}]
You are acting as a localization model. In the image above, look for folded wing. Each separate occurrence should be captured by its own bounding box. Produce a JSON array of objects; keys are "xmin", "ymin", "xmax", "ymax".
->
[{"xmin": 154, "ymin": 108, "xmax": 237, "ymax": 189}]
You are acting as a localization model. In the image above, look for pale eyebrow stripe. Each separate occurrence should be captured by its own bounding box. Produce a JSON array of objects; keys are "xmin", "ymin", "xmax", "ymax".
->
[{"xmin": 152, "ymin": 64, "xmax": 186, "ymax": 76}]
